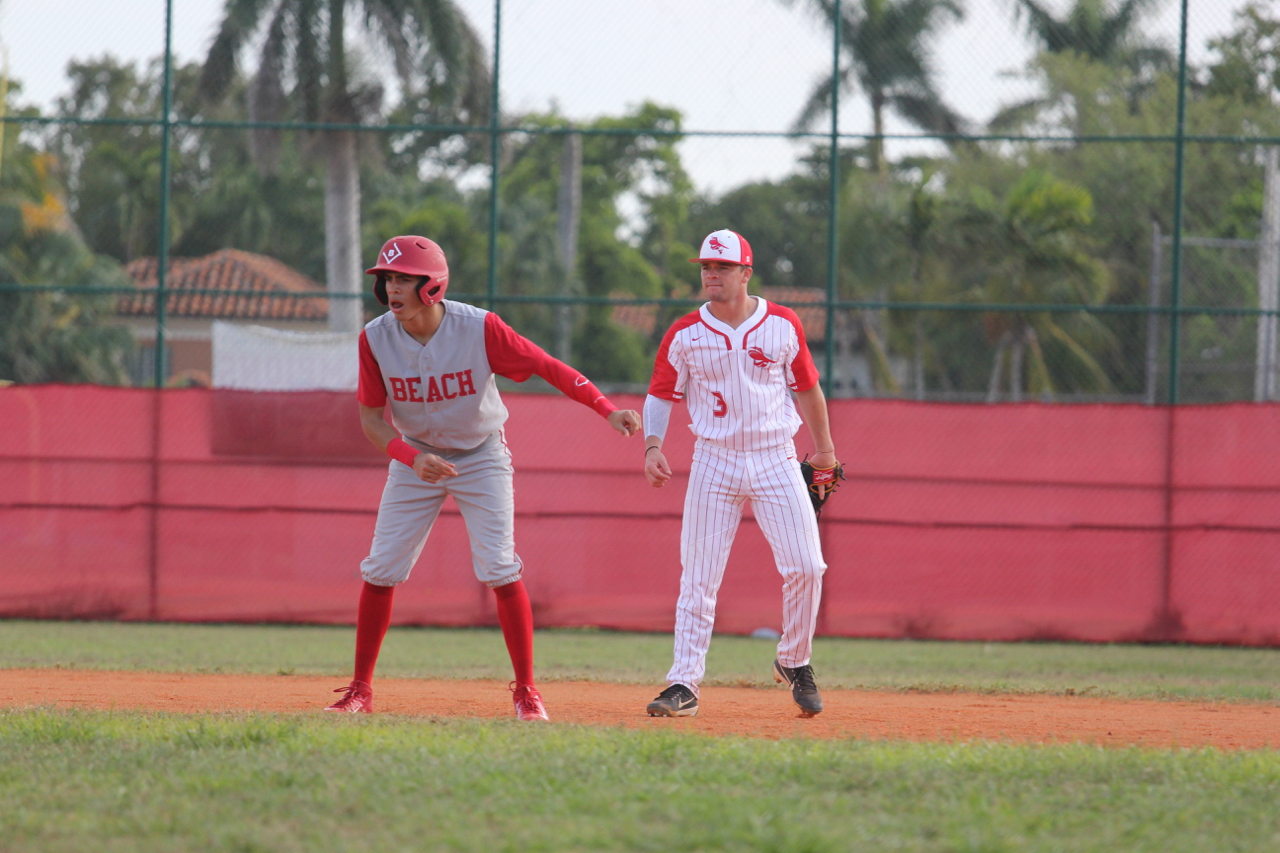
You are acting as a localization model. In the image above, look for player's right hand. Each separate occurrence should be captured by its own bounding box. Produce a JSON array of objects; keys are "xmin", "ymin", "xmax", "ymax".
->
[
  {"xmin": 644, "ymin": 448, "xmax": 672, "ymax": 488},
  {"xmin": 412, "ymin": 453, "xmax": 458, "ymax": 483}
]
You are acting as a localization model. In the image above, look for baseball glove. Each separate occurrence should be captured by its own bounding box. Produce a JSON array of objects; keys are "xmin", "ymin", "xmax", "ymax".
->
[{"xmin": 800, "ymin": 457, "xmax": 844, "ymax": 518}]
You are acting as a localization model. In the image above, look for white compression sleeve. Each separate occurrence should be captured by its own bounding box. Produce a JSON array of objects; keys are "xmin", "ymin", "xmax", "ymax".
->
[{"xmin": 642, "ymin": 394, "xmax": 673, "ymax": 443}]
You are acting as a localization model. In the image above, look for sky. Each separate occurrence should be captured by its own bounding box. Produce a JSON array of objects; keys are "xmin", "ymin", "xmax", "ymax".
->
[{"xmin": 0, "ymin": 0, "xmax": 1260, "ymax": 195}]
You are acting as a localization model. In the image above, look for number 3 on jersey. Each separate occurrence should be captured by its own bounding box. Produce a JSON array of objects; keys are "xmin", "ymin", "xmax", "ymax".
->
[{"xmin": 711, "ymin": 391, "xmax": 728, "ymax": 418}]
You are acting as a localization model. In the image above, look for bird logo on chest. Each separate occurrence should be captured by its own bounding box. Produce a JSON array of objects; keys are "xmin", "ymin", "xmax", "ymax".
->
[{"xmin": 747, "ymin": 345, "xmax": 776, "ymax": 369}]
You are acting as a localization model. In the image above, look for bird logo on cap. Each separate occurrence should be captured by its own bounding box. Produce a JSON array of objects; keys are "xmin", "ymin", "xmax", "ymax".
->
[{"xmin": 708, "ymin": 235, "xmax": 729, "ymax": 255}]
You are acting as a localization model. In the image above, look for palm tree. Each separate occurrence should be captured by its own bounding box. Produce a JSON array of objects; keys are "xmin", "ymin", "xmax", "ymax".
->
[
  {"xmin": 783, "ymin": 0, "xmax": 966, "ymax": 173},
  {"xmin": 1011, "ymin": 0, "xmax": 1169, "ymax": 62},
  {"xmin": 198, "ymin": 0, "xmax": 490, "ymax": 332},
  {"xmin": 951, "ymin": 170, "xmax": 1114, "ymax": 401},
  {"xmin": 993, "ymin": 0, "xmax": 1174, "ymax": 127}
]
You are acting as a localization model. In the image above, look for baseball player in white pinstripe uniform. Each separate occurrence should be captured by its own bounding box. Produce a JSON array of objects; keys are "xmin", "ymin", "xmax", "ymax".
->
[
  {"xmin": 325, "ymin": 236, "xmax": 640, "ymax": 721},
  {"xmin": 642, "ymin": 229, "xmax": 837, "ymax": 718}
]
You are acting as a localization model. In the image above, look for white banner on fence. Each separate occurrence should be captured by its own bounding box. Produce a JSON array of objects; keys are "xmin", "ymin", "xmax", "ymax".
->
[{"xmin": 212, "ymin": 321, "xmax": 359, "ymax": 391}]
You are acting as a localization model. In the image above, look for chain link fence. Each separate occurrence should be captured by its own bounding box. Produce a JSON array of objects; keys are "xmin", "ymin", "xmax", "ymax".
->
[
  {"xmin": 4, "ymin": 1, "xmax": 1280, "ymax": 642},
  {"xmin": 0, "ymin": 0, "xmax": 1276, "ymax": 402}
]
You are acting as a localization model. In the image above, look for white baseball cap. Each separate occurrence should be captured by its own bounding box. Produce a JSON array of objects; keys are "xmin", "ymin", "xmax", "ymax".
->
[{"xmin": 690, "ymin": 229, "xmax": 753, "ymax": 266}]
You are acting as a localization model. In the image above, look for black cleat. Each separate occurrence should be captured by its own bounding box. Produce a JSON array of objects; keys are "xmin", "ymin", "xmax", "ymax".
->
[
  {"xmin": 646, "ymin": 683, "xmax": 699, "ymax": 717},
  {"xmin": 773, "ymin": 659, "xmax": 823, "ymax": 716}
]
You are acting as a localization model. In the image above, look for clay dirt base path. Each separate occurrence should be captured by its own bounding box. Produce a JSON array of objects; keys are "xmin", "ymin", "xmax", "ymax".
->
[{"xmin": 2, "ymin": 669, "xmax": 1278, "ymax": 751}]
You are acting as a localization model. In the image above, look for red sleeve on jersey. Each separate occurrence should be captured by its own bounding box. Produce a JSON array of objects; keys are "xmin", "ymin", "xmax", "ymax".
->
[
  {"xmin": 484, "ymin": 311, "xmax": 617, "ymax": 417},
  {"xmin": 357, "ymin": 330, "xmax": 388, "ymax": 407},
  {"xmin": 767, "ymin": 303, "xmax": 820, "ymax": 392},
  {"xmin": 648, "ymin": 311, "xmax": 702, "ymax": 400}
]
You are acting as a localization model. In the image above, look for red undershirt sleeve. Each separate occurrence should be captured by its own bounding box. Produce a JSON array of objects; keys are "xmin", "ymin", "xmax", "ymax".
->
[
  {"xmin": 648, "ymin": 323, "xmax": 682, "ymax": 401},
  {"xmin": 357, "ymin": 331, "xmax": 388, "ymax": 407},
  {"xmin": 483, "ymin": 312, "xmax": 617, "ymax": 417}
]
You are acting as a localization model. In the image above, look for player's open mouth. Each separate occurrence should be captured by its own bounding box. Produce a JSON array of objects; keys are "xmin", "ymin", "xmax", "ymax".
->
[{"xmin": 389, "ymin": 300, "xmax": 405, "ymax": 312}]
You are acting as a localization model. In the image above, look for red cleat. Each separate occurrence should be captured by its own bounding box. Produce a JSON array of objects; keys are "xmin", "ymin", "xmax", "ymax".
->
[
  {"xmin": 325, "ymin": 680, "xmax": 373, "ymax": 713},
  {"xmin": 511, "ymin": 683, "xmax": 549, "ymax": 721}
]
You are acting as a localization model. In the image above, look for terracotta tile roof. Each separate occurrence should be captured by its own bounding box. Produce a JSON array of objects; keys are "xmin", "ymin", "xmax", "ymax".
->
[
  {"xmin": 610, "ymin": 287, "xmax": 829, "ymax": 342},
  {"xmin": 610, "ymin": 295, "xmax": 659, "ymax": 337},
  {"xmin": 760, "ymin": 286, "xmax": 829, "ymax": 342},
  {"xmin": 120, "ymin": 249, "xmax": 328, "ymax": 320}
]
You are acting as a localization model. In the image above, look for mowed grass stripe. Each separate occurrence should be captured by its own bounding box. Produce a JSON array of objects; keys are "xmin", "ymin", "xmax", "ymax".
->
[{"xmin": 3, "ymin": 620, "xmax": 1280, "ymax": 702}]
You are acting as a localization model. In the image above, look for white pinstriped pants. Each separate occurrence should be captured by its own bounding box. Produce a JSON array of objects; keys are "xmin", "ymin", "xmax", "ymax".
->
[{"xmin": 666, "ymin": 439, "xmax": 827, "ymax": 692}]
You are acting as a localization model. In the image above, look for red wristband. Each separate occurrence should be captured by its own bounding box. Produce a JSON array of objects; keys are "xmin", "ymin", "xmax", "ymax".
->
[{"xmin": 386, "ymin": 437, "xmax": 421, "ymax": 468}]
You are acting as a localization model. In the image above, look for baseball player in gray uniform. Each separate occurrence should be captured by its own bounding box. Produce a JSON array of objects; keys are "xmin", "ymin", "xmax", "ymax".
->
[
  {"xmin": 641, "ymin": 229, "xmax": 837, "ymax": 718},
  {"xmin": 325, "ymin": 235, "xmax": 640, "ymax": 720}
]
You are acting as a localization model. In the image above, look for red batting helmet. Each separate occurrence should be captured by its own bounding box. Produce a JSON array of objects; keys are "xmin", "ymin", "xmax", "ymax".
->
[{"xmin": 367, "ymin": 236, "xmax": 450, "ymax": 306}]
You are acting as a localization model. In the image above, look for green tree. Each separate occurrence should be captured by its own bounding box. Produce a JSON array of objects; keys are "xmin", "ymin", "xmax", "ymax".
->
[
  {"xmin": 43, "ymin": 57, "xmax": 203, "ymax": 263},
  {"xmin": 894, "ymin": 169, "xmax": 954, "ymax": 396},
  {"xmin": 994, "ymin": 0, "xmax": 1174, "ymax": 126},
  {"xmin": 198, "ymin": 0, "xmax": 490, "ymax": 333},
  {"xmin": 1010, "ymin": 0, "xmax": 1171, "ymax": 62},
  {"xmin": 947, "ymin": 169, "xmax": 1113, "ymax": 401},
  {"xmin": 42, "ymin": 55, "xmax": 331, "ymax": 282},
  {"xmin": 981, "ymin": 36, "xmax": 1280, "ymax": 400},
  {"xmin": 495, "ymin": 103, "xmax": 692, "ymax": 382},
  {"xmin": 0, "ymin": 145, "xmax": 134, "ymax": 385},
  {"xmin": 782, "ymin": 0, "xmax": 966, "ymax": 173},
  {"xmin": 1202, "ymin": 2, "xmax": 1280, "ymax": 107}
]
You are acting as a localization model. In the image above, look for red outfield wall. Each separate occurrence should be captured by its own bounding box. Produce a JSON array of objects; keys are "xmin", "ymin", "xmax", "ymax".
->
[{"xmin": 2, "ymin": 386, "xmax": 1278, "ymax": 645}]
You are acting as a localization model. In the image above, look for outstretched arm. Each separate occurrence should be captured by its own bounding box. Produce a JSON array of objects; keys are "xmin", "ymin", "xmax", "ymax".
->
[{"xmin": 485, "ymin": 311, "xmax": 638, "ymax": 433}]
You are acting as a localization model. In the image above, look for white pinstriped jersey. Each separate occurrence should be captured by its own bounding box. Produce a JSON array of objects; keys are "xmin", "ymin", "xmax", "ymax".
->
[{"xmin": 648, "ymin": 298, "xmax": 820, "ymax": 451}]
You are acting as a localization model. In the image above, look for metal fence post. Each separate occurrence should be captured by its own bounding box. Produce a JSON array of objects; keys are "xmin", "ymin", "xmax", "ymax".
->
[
  {"xmin": 1145, "ymin": 220, "xmax": 1162, "ymax": 405},
  {"xmin": 823, "ymin": 0, "xmax": 841, "ymax": 396},
  {"xmin": 1152, "ymin": 0, "xmax": 1193, "ymax": 642},
  {"xmin": 154, "ymin": 0, "xmax": 175, "ymax": 389},
  {"xmin": 1256, "ymin": 146, "xmax": 1280, "ymax": 401},
  {"xmin": 147, "ymin": 0, "xmax": 177, "ymax": 621},
  {"xmin": 1166, "ymin": 0, "xmax": 1190, "ymax": 406},
  {"xmin": 486, "ymin": 0, "xmax": 503, "ymax": 312}
]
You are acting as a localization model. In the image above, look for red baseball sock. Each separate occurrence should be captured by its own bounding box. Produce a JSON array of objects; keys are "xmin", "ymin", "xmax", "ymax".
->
[
  {"xmin": 493, "ymin": 579, "xmax": 535, "ymax": 687},
  {"xmin": 353, "ymin": 581, "xmax": 396, "ymax": 685}
]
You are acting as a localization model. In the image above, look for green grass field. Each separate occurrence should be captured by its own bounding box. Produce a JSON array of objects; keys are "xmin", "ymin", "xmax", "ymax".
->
[{"xmin": 3, "ymin": 620, "xmax": 1280, "ymax": 852}]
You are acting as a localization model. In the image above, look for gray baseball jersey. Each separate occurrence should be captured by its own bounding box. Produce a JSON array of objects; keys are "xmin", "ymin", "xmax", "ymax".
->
[{"xmin": 357, "ymin": 299, "xmax": 617, "ymax": 585}]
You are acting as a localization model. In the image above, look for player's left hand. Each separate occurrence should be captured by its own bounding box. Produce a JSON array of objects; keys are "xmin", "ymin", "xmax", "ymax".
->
[
  {"xmin": 799, "ymin": 452, "xmax": 843, "ymax": 518},
  {"xmin": 412, "ymin": 452, "xmax": 458, "ymax": 484},
  {"xmin": 608, "ymin": 409, "xmax": 641, "ymax": 437},
  {"xmin": 809, "ymin": 449, "xmax": 837, "ymax": 469}
]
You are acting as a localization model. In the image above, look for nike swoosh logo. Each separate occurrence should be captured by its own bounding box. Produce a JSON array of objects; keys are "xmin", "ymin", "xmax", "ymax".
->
[{"xmin": 691, "ymin": 335, "xmax": 702, "ymax": 341}]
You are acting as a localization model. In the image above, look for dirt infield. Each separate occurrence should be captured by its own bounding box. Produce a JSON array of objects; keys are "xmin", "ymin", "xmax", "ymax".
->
[{"xmin": 3, "ymin": 669, "xmax": 1278, "ymax": 750}]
